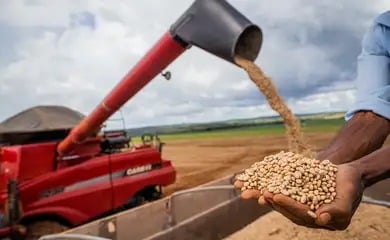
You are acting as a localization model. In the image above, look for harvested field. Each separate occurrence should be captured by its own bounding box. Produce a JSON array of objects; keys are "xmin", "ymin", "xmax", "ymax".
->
[
  {"xmin": 163, "ymin": 132, "xmax": 337, "ymax": 195},
  {"xmin": 225, "ymin": 203, "xmax": 390, "ymax": 240}
]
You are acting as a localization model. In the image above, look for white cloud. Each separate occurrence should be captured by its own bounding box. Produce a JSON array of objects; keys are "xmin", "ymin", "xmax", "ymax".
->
[
  {"xmin": 0, "ymin": 0, "xmax": 69, "ymax": 27},
  {"xmin": 291, "ymin": 89, "xmax": 357, "ymax": 114},
  {"xmin": 0, "ymin": 0, "xmax": 388, "ymax": 129}
]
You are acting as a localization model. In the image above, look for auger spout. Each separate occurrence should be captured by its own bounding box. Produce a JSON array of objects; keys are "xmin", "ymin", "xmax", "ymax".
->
[{"xmin": 57, "ymin": 0, "xmax": 262, "ymax": 156}]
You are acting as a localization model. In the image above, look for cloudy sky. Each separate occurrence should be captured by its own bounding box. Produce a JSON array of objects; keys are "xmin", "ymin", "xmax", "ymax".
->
[{"xmin": 0, "ymin": 0, "xmax": 389, "ymax": 129}]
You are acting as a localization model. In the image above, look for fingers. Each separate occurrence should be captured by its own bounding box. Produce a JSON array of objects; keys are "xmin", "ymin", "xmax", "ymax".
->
[
  {"xmin": 235, "ymin": 181, "xmax": 270, "ymax": 206},
  {"xmin": 234, "ymin": 181, "xmax": 263, "ymax": 200},
  {"xmin": 234, "ymin": 180, "xmax": 243, "ymax": 188},
  {"xmin": 263, "ymin": 190, "xmax": 274, "ymax": 200},
  {"xmin": 315, "ymin": 202, "xmax": 352, "ymax": 230},
  {"xmin": 272, "ymin": 194, "xmax": 308, "ymax": 213},
  {"xmin": 263, "ymin": 191, "xmax": 323, "ymax": 228},
  {"xmin": 258, "ymin": 196, "xmax": 270, "ymax": 206},
  {"xmin": 272, "ymin": 194, "xmax": 316, "ymax": 224},
  {"xmin": 241, "ymin": 189, "xmax": 261, "ymax": 199},
  {"xmin": 314, "ymin": 194, "xmax": 356, "ymax": 230},
  {"xmin": 238, "ymin": 188, "xmax": 324, "ymax": 229},
  {"xmin": 266, "ymin": 196, "xmax": 317, "ymax": 227},
  {"xmin": 315, "ymin": 212, "xmax": 332, "ymax": 226}
]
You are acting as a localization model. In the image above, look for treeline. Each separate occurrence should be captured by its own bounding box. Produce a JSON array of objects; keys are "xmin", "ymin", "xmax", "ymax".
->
[
  {"xmin": 125, "ymin": 119, "xmax": 286, "ymax": 136},
  {"xmin": 103, "ymin": 112, "xmax": 345, "ymax": 137}
]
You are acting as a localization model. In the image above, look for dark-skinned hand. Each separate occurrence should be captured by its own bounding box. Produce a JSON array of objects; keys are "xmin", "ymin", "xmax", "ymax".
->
[{"xmin": 234, "ymin": 163, "xmax": 364, "ymax": 230}]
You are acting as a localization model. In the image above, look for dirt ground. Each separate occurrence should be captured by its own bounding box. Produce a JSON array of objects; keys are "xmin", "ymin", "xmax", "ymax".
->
[
  {"xmin": 163, "ymin": 132, "xmax": 336, "ymax": 195},
  {"xmin": 225, "ymin": 203, "xmax": 390, "ymax": 240}
]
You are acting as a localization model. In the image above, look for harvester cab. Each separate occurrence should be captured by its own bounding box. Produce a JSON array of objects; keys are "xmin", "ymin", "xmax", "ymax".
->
[{"xmin": 0, "ymin": 0, "xmax": 263, "ymax": 239}]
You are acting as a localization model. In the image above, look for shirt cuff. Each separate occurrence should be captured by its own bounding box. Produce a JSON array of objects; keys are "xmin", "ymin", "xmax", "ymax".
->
[{"xmin": 345, "ymin": 86, "xmax": 390, "ymax": 121}]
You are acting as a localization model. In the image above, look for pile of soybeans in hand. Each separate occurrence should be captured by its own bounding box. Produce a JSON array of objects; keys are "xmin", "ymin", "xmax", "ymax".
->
[
  {"xmin": 234, "ymin": 56, "xmax": 339, "ymax": 214},
  {"xmin": 235, "ymin": 151, "xmax": 338, "ymax": 211}
]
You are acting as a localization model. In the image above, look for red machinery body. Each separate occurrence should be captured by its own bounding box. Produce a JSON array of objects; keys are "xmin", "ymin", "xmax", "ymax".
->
[{"xmin": 0, "ymin": 133, "xmax": 176, "ymax": 237}]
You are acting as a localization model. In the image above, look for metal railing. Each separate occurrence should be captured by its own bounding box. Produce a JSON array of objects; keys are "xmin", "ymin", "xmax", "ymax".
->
[
  {"xmin": 164, "ymin": 185, "xmax": 237, "ymax": 228},
  {"xmin": 39, "ymin": 233, "xmax": 111, "ymax": 240},
  {"xmin": 362, "ymin": 195, "xmax": 390, "ymax": 207}
]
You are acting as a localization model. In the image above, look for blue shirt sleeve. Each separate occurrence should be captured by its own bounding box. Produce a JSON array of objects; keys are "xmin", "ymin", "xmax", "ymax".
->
[{"xmin": 345, "ymin": 14, "xmax": 390, "ymax": 121}]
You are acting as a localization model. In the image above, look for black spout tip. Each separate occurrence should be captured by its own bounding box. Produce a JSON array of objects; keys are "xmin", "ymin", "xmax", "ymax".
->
[
  {"xmin": 234, "ymin": 25, "xmax": 263, "ymax": 62},
  {"xmin": 170, "ymin": 0, "xmax": 263, "ymax": 64}
]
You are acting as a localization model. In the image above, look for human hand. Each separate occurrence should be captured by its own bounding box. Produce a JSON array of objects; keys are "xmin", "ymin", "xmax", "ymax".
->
[{"xmin": 234, "ymin": 163, "xmax": 364, "ymax": 230}]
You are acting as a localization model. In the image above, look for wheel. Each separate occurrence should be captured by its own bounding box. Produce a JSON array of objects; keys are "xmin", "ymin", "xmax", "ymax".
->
[
  {"xmin": 145, "ymin": 185, "xmax": 162, "ymax": 201},
  {"xmin": 124, "ymin": 186, "xmax": 163, "ymax": 210},
  {"xmin": 24, "ymin": 220, "xmax": 69, "ymax": 240},
  {"xmin": 127, "ymin": 195, "xmax": 146, "ymax": 209}
]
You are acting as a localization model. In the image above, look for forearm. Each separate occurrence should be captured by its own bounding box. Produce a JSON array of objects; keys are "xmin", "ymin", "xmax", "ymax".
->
[
  {"xmin": 317, "ymin": 111, "xmax": 390, "ymax": 164},
  {"xmin": 351, "ymin": 145, "xmax": 390, "ymax": 188}
]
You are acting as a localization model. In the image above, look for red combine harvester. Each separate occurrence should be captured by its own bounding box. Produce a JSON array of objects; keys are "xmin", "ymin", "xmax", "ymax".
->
[
  {"xmin": 0, "ymin": 0, "xmax": 263, "ymax": 239},
  {"xmin": 0, "ymin": 106, "xmax": 176, "ymax": 239}
]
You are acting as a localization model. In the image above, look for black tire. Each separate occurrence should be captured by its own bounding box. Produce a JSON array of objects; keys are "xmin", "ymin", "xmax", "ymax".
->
[
  {"xmin": 127, "ymin": 195, "xmax": 146, "ymax": 208},
  {"xmin": 24, "ymin": 220, "xmax": 69, "ymax": 240},
  {"xmin": 146, "ymin": 186, "xmax": 162, "ymax": 201},
  {"xmin": 126, "ymin": 186, "xmax": 162, "ymax": 209}
]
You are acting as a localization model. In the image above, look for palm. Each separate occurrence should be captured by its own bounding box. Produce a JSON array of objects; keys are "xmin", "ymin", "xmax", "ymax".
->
[
  {"xmin": 234, "ymin": 164, "xmax": 364, "ymax": 230},
  {"xmin": 315, "ymin": 164, "xmax": 364, "ymax": 229}
]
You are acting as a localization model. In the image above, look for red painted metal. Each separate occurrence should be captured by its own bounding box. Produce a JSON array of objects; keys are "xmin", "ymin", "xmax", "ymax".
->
[
  {"xmin": 0, "ymin": 143, "xmax": 56, "ymax": 183},
  {"xmin": 21, "ymin": 207, "xmax": 90, "ymax": 226},
  {"xmin": 112, "ymin": 161, "xmax": 175, "ymax": 208},
  {"xmin": 0, "ymin": 143, "xmax": 175, "ymax": 236},
  {"xmin": 57, "ymin": 32, "xmax": 186, "ymax": 156},
  {"xmin": 20, "ymin": 164, "xmax": 175, "ymax": 226}
]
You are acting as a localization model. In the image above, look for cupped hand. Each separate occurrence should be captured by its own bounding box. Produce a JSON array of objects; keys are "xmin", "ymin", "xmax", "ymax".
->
[
  {"xmin": 234, "ymin": 180, "xmax": 320, "ymax": 228},
  {"xmin": 234, "ymin": 164, "xmax": 364, "ymax": 230}
]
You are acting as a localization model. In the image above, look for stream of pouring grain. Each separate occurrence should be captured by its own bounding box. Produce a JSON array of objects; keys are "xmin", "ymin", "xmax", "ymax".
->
[{"xmin": 235, "ymin": 56, "xmax": 313, "ymax": 157}]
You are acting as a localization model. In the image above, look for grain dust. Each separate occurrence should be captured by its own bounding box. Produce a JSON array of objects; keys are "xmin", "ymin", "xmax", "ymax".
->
[{"xmin": 235, "ymin": 56, "xmax": 313, "ymax": 156}]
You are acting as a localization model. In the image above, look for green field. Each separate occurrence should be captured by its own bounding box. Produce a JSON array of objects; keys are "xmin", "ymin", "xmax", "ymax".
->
[{"xmin": 132, "ymin": 118, "xmax": 345, "ymax": 141}]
